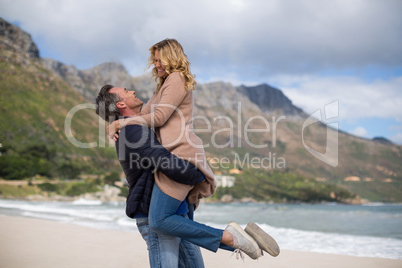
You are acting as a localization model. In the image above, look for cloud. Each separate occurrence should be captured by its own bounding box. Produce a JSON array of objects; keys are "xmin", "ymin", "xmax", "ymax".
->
[
  {"xmin": 276, "ymin": 75, "xmax": 402, "ymax": 122},
  {"xmin": 350, "ymin": 127, "xmax": 368, "ymax": 138},
  {"xmin": 391, "ymin": 132, "xmax": 402, "ymax": 145},
  {"xmin": 1, "ymin": 0, "xmax": 402, "ymax": 77},
  {"xmin": 1, "ymin": 0, "xmax": 401, "ymax": 142}
]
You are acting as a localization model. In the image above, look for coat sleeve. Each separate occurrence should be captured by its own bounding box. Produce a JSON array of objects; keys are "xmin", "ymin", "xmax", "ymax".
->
[
  {"xmin": 122, "ymin": 125, "xmax": 203, "ymax": 185},
  {"xmin": 124, "ymin": 73, "xmax": 187, "ymax": 128},
  {"xmin": 140, "ymin": 92, "xmax": 154, "ymax": 115}
]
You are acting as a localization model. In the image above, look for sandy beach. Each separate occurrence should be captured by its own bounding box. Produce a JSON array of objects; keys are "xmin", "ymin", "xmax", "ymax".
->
[{"xmin": 1, "ymin": 215, "xmax": 401, "ymax": 268}]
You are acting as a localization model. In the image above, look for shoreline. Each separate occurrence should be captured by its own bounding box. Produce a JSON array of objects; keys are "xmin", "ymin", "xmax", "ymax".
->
[
  {"xmin": 1, "ymin": 215, "xmax": 401, "ymax": 268},
  {"xmin": 1, "ymin": 194, "xmax": 392, "ymax": 205},
  {"xmin": 0, "ymin": 179, "xmax": 371, "ymax": 205}
]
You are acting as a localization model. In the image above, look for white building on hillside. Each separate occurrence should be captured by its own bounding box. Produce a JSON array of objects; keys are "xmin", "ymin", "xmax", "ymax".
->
[{"xmin": 215, "ymin": 175, "xmax": 235, "ymax": 188}]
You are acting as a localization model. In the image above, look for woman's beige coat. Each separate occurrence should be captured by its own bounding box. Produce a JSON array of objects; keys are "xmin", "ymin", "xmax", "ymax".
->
[{"xmin": 138, "ymin": 72, "xmax": 216, "ymax": 207}]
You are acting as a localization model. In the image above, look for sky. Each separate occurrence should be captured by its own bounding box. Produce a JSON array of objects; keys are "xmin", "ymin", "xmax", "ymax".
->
[{"xmin": 1, "ymin": 0, "xmax": 402, "ymax": 144}]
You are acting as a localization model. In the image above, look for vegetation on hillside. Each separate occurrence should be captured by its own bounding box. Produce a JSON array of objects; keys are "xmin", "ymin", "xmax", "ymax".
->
[
  {"xmin": 0, "ymin": 178, "xmax": 127, "ymax": 199},
  {"xmin": 0, "ymin": 144, "xmax": 83, "ymax": 180},
  {"xmin": 0, "ymin": 54, "xmax": 121, "ymax": 182},
  {"xmin": 212, "ymin": 169, "xmax": 355, "ymax": 203}
]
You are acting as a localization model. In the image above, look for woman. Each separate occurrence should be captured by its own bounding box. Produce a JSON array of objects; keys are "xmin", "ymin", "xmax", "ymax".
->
[{"xmin": 108, "ymin": 39, "xmax": 279, "ymax": 262}]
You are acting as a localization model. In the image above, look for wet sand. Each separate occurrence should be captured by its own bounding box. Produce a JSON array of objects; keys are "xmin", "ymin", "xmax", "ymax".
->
[{"xmin": 1, "ymin": 215, "xmax": 401, "ymax": 268}]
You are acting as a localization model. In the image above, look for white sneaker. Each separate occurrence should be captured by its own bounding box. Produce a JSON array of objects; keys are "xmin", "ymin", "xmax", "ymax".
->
[
  {"xmin": 225, "ymin": 222, "xmax": 262, "ymax": 260},
  {"xmin": 245, "ymin": 222, "xmax": 280, "ymax": 257}
]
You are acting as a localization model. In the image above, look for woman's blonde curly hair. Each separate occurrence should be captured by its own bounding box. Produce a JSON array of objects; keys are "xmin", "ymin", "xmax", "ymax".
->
[{"xmin": 147, "ymin": 39, "xmax": 197, "ymax": 93}]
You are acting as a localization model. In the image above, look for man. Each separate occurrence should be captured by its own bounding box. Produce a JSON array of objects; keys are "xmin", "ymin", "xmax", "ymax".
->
[{"xmin": 96, "ymin": 85, "xmax": 205, "ymax": 267}]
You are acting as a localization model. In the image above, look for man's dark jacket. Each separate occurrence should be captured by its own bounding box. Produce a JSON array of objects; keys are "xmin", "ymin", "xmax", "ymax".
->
[{"xmin": 116, "ymin": 124, "xmax": 202, "ymax": 218}]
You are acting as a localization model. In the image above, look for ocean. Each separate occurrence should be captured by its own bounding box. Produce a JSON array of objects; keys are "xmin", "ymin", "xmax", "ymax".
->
[{"xmin": 0, "ymin": 199, "xmax": 401, "ymax": 260}]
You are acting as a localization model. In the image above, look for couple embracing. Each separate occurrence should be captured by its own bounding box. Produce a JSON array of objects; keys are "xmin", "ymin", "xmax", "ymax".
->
[{"xmin": 96, "ymin": 38, "xmax": 279, "ymax": 268}]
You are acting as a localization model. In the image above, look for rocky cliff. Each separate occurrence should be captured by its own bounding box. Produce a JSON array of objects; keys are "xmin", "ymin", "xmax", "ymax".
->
[
  {"xmin": 0, "ymin": 18, "xmax": 39, "ymax": 60},
  {"xmin": 41, "ymin": 57, "xmax": 305, "ymax": 120},
  {"xmin": 0, "ymin": 17, "xmax": 118, "ymax": 170},
  {"xmin": 238, "ymin": 84, "xmax": 304, "ymax": 117}
]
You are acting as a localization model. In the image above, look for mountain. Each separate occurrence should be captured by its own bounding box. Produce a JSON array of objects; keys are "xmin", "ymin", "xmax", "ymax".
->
[
  {"xmin": 1, "ymin": 18, "xmax": 401, "ymax": 201},
  {"xmin": 237, "ymin": 84, "xmax": 304, "ymax": 117},
  {"xmin": 0, "ymin": 18, "xmax": 119, "ymax": 178},
  {"xmin": 372, "ymin": 137, "xmax": 394, "ymax": 146},
  {"xmin": 40, "ymin": 62, "xmax": 402, "ymax": 202},
  {"xmin": 41, "ymin": 59, "xmax": 155, "ymax": 103},
  {"xmin": 0, "ymin": 18, "xmax": 39, "ymax": 59}
]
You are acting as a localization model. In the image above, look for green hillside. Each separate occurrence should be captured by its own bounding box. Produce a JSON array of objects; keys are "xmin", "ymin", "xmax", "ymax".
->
[{"xmin": 0, "ymin": 52, "xmax": 118, "ymax": 180}]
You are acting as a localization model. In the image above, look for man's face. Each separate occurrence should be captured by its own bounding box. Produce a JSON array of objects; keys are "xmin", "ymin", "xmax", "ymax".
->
[{"xmin": 110, "ymin": 87, "xmax": 143, "ymax": 110}]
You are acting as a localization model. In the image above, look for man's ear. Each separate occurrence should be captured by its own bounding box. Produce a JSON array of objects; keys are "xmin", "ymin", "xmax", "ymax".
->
[{"xmin": 116, "ymin": 101, "xmax": 126, "ymax": 109}]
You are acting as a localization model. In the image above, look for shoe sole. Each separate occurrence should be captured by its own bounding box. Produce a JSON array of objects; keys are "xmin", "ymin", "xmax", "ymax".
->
[
  {"xmin": 245, "ymin": 222, "xmax": 280, "ymax": 257},
  {"xmin": 227, "ymin": 222, "xmax": 261, "ymax": 259}
]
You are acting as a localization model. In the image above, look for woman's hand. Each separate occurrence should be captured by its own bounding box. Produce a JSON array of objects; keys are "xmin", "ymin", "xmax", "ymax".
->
[
  {"xmin": 107, "ymin": 120, "xmax": 120, "ymax": 140},
  {"xmin": 112, "ymin": 131, "xmax": 120, "ymax": 142},
  {"xmin": 107, "ymin": 119, "xmax": 127, "ymax": 141}
]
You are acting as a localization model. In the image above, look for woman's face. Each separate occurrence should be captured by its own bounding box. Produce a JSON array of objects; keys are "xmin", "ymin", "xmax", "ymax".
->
[{"xmin": 154, "ymin": 50, "xmax": 168, "ymax": 78}]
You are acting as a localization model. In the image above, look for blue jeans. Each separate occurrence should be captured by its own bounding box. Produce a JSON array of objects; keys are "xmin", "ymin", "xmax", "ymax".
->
[
  {"xmin": 149, "ymin": 183, "xmax": 233, "ymax": 253},
  {"xmin": 137, "ymin": 217, "xmax": 204, "ymax": 268}
]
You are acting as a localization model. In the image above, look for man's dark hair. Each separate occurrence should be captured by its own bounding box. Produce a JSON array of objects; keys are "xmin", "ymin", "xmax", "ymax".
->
[{"xmin": 95, "ymin": 84, "xmax": 121, "ymax": 122}]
